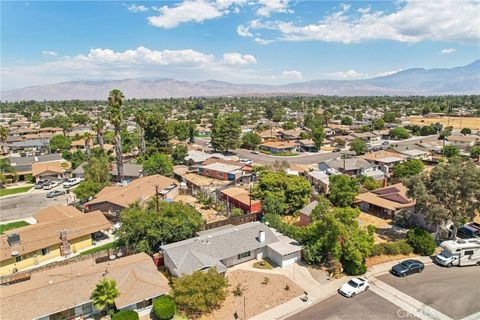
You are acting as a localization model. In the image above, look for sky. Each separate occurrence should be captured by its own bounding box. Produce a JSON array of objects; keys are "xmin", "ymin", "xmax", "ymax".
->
[{"xmin": 1, "ymin": 0, "xmax": 479, "ymax": 90}]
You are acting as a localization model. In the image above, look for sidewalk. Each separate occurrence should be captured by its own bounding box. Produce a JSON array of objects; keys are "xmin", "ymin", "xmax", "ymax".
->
[{"xmin": 249, "ymin": 256, "xmax": 433, "ymax": 320}]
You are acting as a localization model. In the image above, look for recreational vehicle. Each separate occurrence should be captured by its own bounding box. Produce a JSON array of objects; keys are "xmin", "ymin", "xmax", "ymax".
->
[{"xmin": 435, "ymin": 238, "xmax": 480, "ymax": 267}]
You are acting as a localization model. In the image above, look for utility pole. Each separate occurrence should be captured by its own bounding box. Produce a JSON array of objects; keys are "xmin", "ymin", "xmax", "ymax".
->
[{"xmin": 155, "ymin": 185, "xmax": 159, "ymax": 214}]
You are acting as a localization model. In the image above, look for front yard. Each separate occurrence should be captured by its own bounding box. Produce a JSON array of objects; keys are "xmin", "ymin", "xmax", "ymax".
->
[
  {"xmin": 0, "ymin": 221, "xmax": 31, "ymax": 234},
  {"xmin": 0, "ymin": 185, "xmax": 33, "ymax": 197},
  {"xmin": 201, "ymin": 270, "xmax": 303, "ymax": 320}
]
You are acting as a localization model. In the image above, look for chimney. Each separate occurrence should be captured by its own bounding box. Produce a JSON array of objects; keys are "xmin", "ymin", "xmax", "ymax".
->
[{"xmin": 258, "ymin": 230, "xmax": 265, "ymax": 243}]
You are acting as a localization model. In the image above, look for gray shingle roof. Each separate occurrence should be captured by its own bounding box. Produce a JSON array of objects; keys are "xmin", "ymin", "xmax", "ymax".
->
[
  {"xmin": 299, "ymin": 201, "xmax": 318, "ymax": 217},
  {"xmin": 161, "ymin": 222, "xmax": 278, "ymax": 276}
]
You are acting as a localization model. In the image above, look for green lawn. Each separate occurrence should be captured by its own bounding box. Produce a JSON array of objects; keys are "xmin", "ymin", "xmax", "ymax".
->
[
  {"xmin": 79, "ymin": 241, "xmax": 118, "ymax": 256},
  {"xmin": 0, "ymin": 221, "xmax": 30, "ymax": 234},
  {"xmin": 0, "ymin": 185, "xmax": 33, "ymax": 197}
]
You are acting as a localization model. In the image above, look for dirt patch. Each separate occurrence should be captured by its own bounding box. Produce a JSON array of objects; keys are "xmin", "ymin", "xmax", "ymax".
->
[
  {"xmin": 174, "ymin": 195, "xmax": 226, "ymax": 223},
  {"xmin": 201, "ymin": 270, "xmax": 303, "ymax": 320},
  {"xmin": 366, "ymin": 253, "xmax": 418, "ymax": 267},
  {"xmin": 408, "ymin": 116, "xmax": 480, "ymax": 130},
  {"xmin": 357, "ymin": 212, "xmax": 407, "ymax": 243}
]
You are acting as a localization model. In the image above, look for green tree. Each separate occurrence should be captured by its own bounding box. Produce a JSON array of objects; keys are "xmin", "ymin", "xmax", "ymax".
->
[
  {"xmin": 108, "ymin": 89, "xmax": 125, "ymax": 181},
  {"xmin": 460, "ymin": 128, "xmax": 471, "ymax": 135},
  {"xmin": 73, "ymin": 181, "xmax": 104, "ymax": 203},
  {"xmin": 153, "ymin": 295, "xmax": 176, "ymax": 320},
  {"xmin": 406, "ymin": 227, "xmax": 436, "ymax": 256},
  {"xmin": 311, "ymin": 126, "xmax": 325, "ymax": 149},
  {"xmin": 350, "ymin": 138, "xmax": 368, "ymax": 155},
  {"xmin": 172, "ymin": 268, "xmax": 229, "ymax": 317},
  {"xmin": 241, "ymin": 131, "xmax": 262, "ymax": 150},
  {"xmin": 0, "ymin": 126, "xmax": 8, "ymax": 154},
  {"xmin": 83, "ymin": 155, "xmax": 111, "ymax": 184},
  {"xmin": 328, "ymin": 175, "xmax": 359, "ymax": 207},
  {"xmin": 211, "ymin": 115, "xmax": 241, "ymax": 153},
  {"xmin": 393, "ymin": 159, "xmax": 425, "ymax": 179},
  {"xmin": 442, "ymin": 145, "xmax": 460, "ymax": 158},
  {"xmin": 134, "ymin": 109, "xmax": 147, "ymax": 155},
  {"xmin": 261, "ymin": 195, "xmax": 284, "ymax": 215},
  {"xmin": 115, "ymin": 200, "xmax": 203, "ymax": 254},
  {"xmin": 144, "ymin": 113, "xmax": 173, "ymax": 154},
  {"xmin": 143, "ymin": 153, "xmax": 173, "ymax": 176},
  {"xmin": 340, "ymin": 116, "xmax": 353, "ymax": 125},
  {"xmin": 112, "ymin": 310, "xmax": 139, "ymax": 320},
  {"xmin": 372, "ymin": 118, "xmax": 385, "ymax": 130},
  {"xmin": 470, "ymin": 146, "xmax": 480, "ymax": 159},
  {"xmin": 49, "ymin": 135, "xmax": 71, "ymax": 152},
  {"xmin": 171, "ymin": 144, "xmax": 188, "ymax": 165},
  {"xmin": 90, "ymin": 278, "xmax": 120, "ymax": 313},
  {"xmin": 383, "ymin": 112, "xmax": 397, "ymax": 123},
  {"xmin": 310, "ymin": 196, "xmax": 333, "ymax": 221},
  {"xmin": 406, "ymin": 160, "xmax": 480, "ymax": 238},
  {"xmin": 389, "ymin": 127, "xmax": 410, "ymax": 139},
  {"xmin": 173, "ymin": 121, "xmax": 189, "ymax": 142},
  {"xmin": 252, "ymin": 171, "xmax": 311, "ymax": 214},
  {"xmin": 91, "ymin": 116, "xmax": 105, "ymax": 148}
]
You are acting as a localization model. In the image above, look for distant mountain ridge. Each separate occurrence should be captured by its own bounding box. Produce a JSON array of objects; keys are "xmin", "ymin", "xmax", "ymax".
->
[{"xmin": 2, "ymin": 60, "xmax": 479, "ymax": 101}]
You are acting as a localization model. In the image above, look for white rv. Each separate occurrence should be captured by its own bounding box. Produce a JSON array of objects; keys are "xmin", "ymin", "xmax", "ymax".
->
[{"xmin": 435, "ymin": 238, "xmax": 480, "ymax": 267}]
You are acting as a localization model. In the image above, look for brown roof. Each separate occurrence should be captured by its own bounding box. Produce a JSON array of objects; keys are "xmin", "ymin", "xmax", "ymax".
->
[
  {"xmin": 447, "ymin": 135, "xmax": 478, "ymax": 143},
  {"xmin": 31, "ymin": 161, "xmax": 67, "ymax": 177},
  {"xmin": 71, "ymin": 139, "xmax": 86, "ymax": 147},
  {"xmin": 260, "ymin": 141, "xmax": 297, "ymax": 149},
  {"xmin": 32, "ymin": 205, "xmax": 83, "ymax": 223},
  {"xmin": 1, "ymin": 210, "xmax": 111, "ymax": 261},
  {"xmin": 355, "ymin": 183, "xmax": 415, "ymax": 211},
  {"xmin": 85, "ymin": 175, "xmax": 177, "ymax": 208},
  {"xmin": 0, "ymin": 253, "xmax": 170, "ymax": 320},
  {"xmin": 363, "ymin": 150, "xmax": 405, "ymax": 162},
  {"xmin": 221, "ymin": 187, "xmax": 261, "ymax": 207}
]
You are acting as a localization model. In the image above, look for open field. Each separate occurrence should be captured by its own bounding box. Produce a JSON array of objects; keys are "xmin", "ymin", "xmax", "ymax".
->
[{"xmin": 408, "ymin": 116, "xmax": 480, "ymax": 130}]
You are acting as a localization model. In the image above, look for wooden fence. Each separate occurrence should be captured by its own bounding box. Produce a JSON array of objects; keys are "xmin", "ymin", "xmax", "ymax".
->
[{"xmin": 202, "ymin": 212, "xmax": 258, "ymax": 231}]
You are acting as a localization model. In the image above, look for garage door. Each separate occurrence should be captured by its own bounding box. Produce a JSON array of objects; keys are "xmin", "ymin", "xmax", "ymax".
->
[{"xmin": 281, "ymin": 252, "xmax": 300, "ymax": 267}]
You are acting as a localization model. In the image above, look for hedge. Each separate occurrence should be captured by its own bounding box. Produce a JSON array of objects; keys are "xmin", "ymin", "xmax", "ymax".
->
[
  {"xmin": 370, "ymin": 240, "xmax": 413, "ymax": 256},
  {"xmin": 112, "ymin": 310, "xmax": 139, "ymax": 320},
  {"xmin": 406, "ymin": 227, "xmax": 436, "ymax": 256},
  {"xmin": 153, "ymin": 295, "xmax": 176, "ymax": 320}
]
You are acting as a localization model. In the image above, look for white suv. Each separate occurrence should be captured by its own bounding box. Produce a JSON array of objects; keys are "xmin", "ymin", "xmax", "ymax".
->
[
  {"xmin": 63, "ymin": 178, "xmax": 83, "ymax": 188},
  {"xmin": 338, "ymin": 277, "xmax": 369, "ymax": 297}
]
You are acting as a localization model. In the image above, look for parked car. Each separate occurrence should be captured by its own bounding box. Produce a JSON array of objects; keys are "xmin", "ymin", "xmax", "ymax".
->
[
  {"xmin": 457, "ymin": 223, "xmax": 480, "ymax": 239},
  {"xmin": 390, "ymin": 259, "xmax": 424, "ymax": 277},
  {"xmin": 34, "ymin": 179, "xmax": 48, "ymax": 189},
  {"xmin": 239, "ymin": 158, "xmax": 253, "ymax": 165},
  {"xmin": 338, "ymin": 277, "xmax": 369, "ymax": 297},
  {"xmin": 44, "ymin": 180, "xmax": 60, "ymax": 190},
  {"xmin": 63, "ymin": 178, "xmax": 82, "ymax": 188},
  {"xmin": 333, "ymin": 148, "xmax": 342, "ymax": 152},
  {"xmin": 46, "ymin": 190, "xmax": 66, "ymax": 198},
  {"xmin": 251, "ymin": 150, "xmax": 260, "ymax": 154}
]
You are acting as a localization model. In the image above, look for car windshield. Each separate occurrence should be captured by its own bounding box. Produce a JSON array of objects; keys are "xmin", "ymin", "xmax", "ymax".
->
[
  {"xmin": 347, "ymin": 280, "xmax": 359, "ymax": 288},
  {"xmin": 439, "ymin": 250, "xmax": 452, "ymax": 258}
]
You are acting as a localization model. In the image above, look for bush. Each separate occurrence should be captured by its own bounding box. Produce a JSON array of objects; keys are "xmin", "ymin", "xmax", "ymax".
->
[
  {"xmin": 153, "ymin": 295, "xmax": 176, "ymax": 320},
  {"xmin": 25, "ymin": 174, "xmax": 35, "ymax": 184},
  {"xmin": 371, "ymin": 240, "xmax": 413, "ymax": 256},
  {"xmin": 342, "ymin": 259, "xmax": 367, "ymax": 275},
  {"xmin": 112, "ymin": 310, "xmax": 139, "ymax": 320},
  {"xmin": 406, "ymin": 227, "xmax": 436, "ymax": 256}
]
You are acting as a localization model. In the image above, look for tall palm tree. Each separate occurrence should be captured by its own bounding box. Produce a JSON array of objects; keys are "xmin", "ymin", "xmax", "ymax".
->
[
  {"xmin": 83, "ymin": 132, "xmax": 92, "ymax": 156},
  {"xmin": 90, "ymin": 278, "xmax": 120, "ymax": 313},
  {"xmin": 134, "ymin": 109, "xmax": 146, "ymax": 155},
  {"xmin": 108, "ymin": 89, "xmax": 125, "ymax": 181},
  {"xmin": 0, "ymin": 126, "xmax": 8, "ymax": 155},
  {"xmin": 91, "ymin": 116, "xmax": 105, "ymax": 149}
]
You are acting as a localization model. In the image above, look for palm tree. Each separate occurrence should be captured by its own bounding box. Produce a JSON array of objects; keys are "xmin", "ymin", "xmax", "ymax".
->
[
  {"xmin": 108, "ymin": 89, "xmax": 125, "ymax": 181},
  {"xmin": 91, "ymin": 116, "xmax": 105, "ymax": 149},
  {"xmin": 134, "ymin": 109, "xmax": 146, "ymax": 155},
  {"xmin": 84, "ymin": 132, "xmax": 92, "ymax": 156},
  {"xmin": 90, "ymin": 278, "xmax": 120, "ymax": 313},
  {"xmin": 0, "ymin": 126, "xmax": 8, "ymax": 155}
]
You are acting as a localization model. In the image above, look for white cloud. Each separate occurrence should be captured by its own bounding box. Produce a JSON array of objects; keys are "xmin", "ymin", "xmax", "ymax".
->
[
  {"xmin": 254, "ymin": 37, "xmax": 273, "ymax": 45},
  {"xmin": 221, "ymin": 52, "xmax": 256, "ymax": 65},
  {"xmin": 250, "ymin": 0, "xmax": 480, "ymax": 44},
  {"xmin": 148, "ymin": 0, "xmax": 246, "ymax": 28},
  {"xmin": 375, "ymin": 69, "xmax": 402, "ymax": 77},
  {"xmin": 324, "ymin": 69, "xmax": 402, "ymax": 80},
  {"xmin": 441, "ymin": 48, "xmax": 456, "ymax": 54},
  {"xmin": 256, "ymin": 0, "xmax": 292, "ymax": 17},
  {"xmin": 281, "ymin": 70, "xmax": 302, "ymax": 80},
  {"xmin": 42, "ymin": 50, "xmax": 57, "ymax": 57},
  {"xmin": 237, "ymin": 25, "xmax": 253, "ymax": 37},
  {"xmin": 126, "ymin": 4, "xmax": 149, "ymax": 13}
]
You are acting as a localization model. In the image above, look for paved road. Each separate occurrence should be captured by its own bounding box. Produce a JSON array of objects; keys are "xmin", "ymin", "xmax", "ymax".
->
[
  {"xmin": 288, "ymin": 264, "xmax": 479, "ymax": 320},
  {"xmin": 0, "ymin": 188, "xmax": 71, "ymax": 222}
]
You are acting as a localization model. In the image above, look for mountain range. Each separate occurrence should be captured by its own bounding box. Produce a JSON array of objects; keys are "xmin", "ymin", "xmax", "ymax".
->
[{"xmin": 2, "ymin": 60, "xmax": 479, "ymax": 101}]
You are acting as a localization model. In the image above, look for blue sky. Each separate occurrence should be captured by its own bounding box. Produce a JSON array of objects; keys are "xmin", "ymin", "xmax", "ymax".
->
[{"xmin": 1, "ymin": 0, "xmax": 479, "ymax": 90}]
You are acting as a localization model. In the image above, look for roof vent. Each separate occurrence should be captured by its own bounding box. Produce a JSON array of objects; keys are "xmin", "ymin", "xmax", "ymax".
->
[{"xmin": 7, "ymin": 233, "xmax": 20, "ymax": 246}]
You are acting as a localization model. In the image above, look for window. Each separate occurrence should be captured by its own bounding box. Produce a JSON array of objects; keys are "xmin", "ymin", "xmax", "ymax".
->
[
  {"xmin": 237, "ymin": 251, "xmax": 251, "ymax": 259},
  {"xmin": 15, "ymin": 255, "xmax": 22, "ymax": 262},
  {"xmin": 465, "ymin": 250, "xmax": 474, "ymax": 255},
  {"xmin": 41, "ymin": 247, "xmax": 49, "ymax": 256}
]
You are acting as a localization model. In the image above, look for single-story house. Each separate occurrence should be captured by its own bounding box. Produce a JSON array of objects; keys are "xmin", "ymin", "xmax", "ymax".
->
[
  {"xmin": 0, "ymin": 253, "xmax": 170, "ymax": 320},
  {"xmin": 7, "ymin": 154, "xmax": 65, "ymax": 181},
  {"xmin": 184, "ymin": 151, "xmax": 228, "ymax": 167},
  {"xmin": 447, "ymin": 135, "xmax": 478, "ymax": 149},
  {"xmin": 110, "ymin": 163, "xmax": 143, "ymax": 182},
  {"xmin": 259, "ymin": 141, "xmax": 297, "ymax": 154},
  {"xmin": 397, "ymin": 149, "xmax": 429, "ymax": 160},
  {"xmin": 220, "ymin": 187, "xmax": 262, "ymax": 214},
  {"xmin": 299, "ymin": 200, "xmax": 318, "ymax": 226},
  {"xmin": 198, "ymin": 159, "xmax": 247, "ymax": 181},
  {"xmin": 84, "ymin": 175, "xmax": 178, "ymax": 216},
  {"xmin": 161, "ymin": 222, "xmax": 302, "ymax": 276},
  {"xmin": 0, "ymin": 206, "xmax": 111, "ymax": 276},
  {"xmin": 299, "ymin": 139, "xmax": 318, "ymax": 152},
  {"xmin": 307, "ymin": 170, "xmax": 331, "ymax": 194},
  {"xmin": 31, "ymin": 161, "xmax": 69, "ymax": 182},
  {"xmin": 318, "ymin": 158, "xmax": 384, "ymax": 179},
  {"xmin": 279, "ymin": 128, "xmax": 306, "ymax": 140},
  {"xmin": 355, "ymin": 183, "xmax": 415, "ymax": 218},
  {"xmin": 363, "ymin": 150, "xmax": 406, "ymax": 174}
]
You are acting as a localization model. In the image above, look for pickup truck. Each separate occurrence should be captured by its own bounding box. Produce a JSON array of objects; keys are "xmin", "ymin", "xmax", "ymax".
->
[{"xmin": 63, "ymin": 178, "xmax": 83, "ymax": 188}]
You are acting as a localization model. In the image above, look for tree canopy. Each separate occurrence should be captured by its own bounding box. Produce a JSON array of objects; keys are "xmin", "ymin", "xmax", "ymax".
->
[
  {"xmin": 211, "ymin": 114, "xmax": 242, "ymax": 153},
  {"xmin": 328, "ymin": 175, "xmax": 359, "ymax": 207},
  {"xmin": 393, "ymin": 159, "xmax": 425, "ymax": 179},
  {"xmin": 143, "ymin": 153, "xmax": 173, "ymax": 176},
  {"xmin": 350, "ymin": 139, "xmax": 367, "ymax": 155}
]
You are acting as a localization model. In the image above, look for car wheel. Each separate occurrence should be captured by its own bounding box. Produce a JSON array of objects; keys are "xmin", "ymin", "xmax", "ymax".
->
[
  {"xmin": 365, "ymin": 286, "xmax": 369, "ymax": 292},
  {"xmin": 351, "ymin": 293, "xmax": 355, "ymax": 298},
  {"xmin": 401, "ymin": 273, "xmax": 406, "ymax": 277},
  {"xmin": 447, "ymin": 263, "xmax": 453, "ymax": 268}
]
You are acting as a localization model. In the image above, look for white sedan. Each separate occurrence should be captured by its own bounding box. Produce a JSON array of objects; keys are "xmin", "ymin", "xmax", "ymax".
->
[{"xmin": 338, "ymin": 277, "xmax": 369, "ymax": 297}]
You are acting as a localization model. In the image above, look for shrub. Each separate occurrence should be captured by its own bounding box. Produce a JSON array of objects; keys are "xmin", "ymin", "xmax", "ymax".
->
[
  {"xmin": 153, "ymin": 295, "xmax": 176, "ymax": 320},
  {"xmin": 370, "ymin": 240, "xmax": 413, "ymax": 256},
  {"xmin": 112, "ymin": 310, "xmax": 139, "ymax": 320},
  {"xmin": 342, "ymin": 259, "xmax": 367, "ymax": 275},
  {"xmin": 232, "ymin": 283, "xmax": 246, "ymax": 297},
  {"xmin": 406, "ymin": 227, "xmax": 436, "ymax": 256}
]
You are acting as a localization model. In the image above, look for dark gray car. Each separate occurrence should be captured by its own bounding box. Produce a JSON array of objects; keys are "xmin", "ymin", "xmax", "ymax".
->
[{"xmin": 391, "ymin": 259, "xmax": 424, "ymax": 277}]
